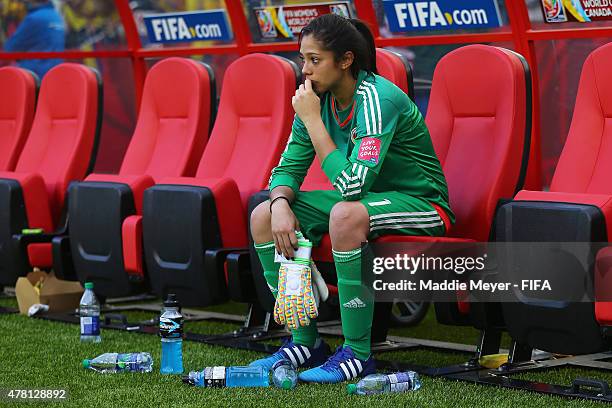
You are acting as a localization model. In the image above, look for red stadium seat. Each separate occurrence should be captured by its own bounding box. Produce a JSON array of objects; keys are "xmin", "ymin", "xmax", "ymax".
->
[
  {"xmin": 497, "ymin": 42, "xmax": 612, "ymax": 356},
  {"xmin": 64, "ymin": 58, "xmax": 215, "ymax": 298},
  {"xmin": 141, "ymin": 53, "xmax": 299, "ymax": 306},
  {"xmin": 0, "ymin": 67, "xmax": 38, "ymax": 171},
  {"xmin": 375, "ymin": 48, "xmax": 413, "ymax": 99},
  {"xmin": 0, "ymin": 63, "xmax": 101, "ymax": 286}
]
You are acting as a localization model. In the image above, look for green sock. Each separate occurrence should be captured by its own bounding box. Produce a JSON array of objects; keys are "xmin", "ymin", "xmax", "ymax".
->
[
  {"xmin": 254, "ymin": 241, "xmax": 318, "ymax": 347},
  {"xmin": 333, "ymin": 247, "xmax": 373, "ymax": 360}
]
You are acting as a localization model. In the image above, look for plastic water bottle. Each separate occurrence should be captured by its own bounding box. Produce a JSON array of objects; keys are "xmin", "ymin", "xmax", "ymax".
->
[
  {"xmin": 79, "ymin": 282, "xmax": 101, "ymax": 343},
  {"xmin": 271, "ymin": 359, "xmax": 298, "ymax": 390},
  {"xmin": 159, "ymin": 294, "xmax": 183, "ymax": 374},
  {"xmin": 182, "ymin": 366, "xmax": 269, "ymax": 388},
  {"xmin": 82, "ymin": 353, "xmax": 153, "ymax": 373},
  {"xmin": 347, "ymin": 371, "xmax": 421, "ymax": 395}
]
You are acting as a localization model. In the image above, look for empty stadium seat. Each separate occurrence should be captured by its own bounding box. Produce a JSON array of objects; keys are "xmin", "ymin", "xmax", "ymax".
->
[
  {"xmin": 0, "ymin": 63, "xmax": 102, "ymax": 286},
  {"xmin": 141, "ymin": 53, "xmax": 299, "ymax": 306},
  {"xmin": 497, "ymin": 42, "xmax": 612, "ymax": 356},
  {"xmin": 0, "ymin": 67, "xmax": 38, "ymax": 171},
  {"xmin": 61, "ymin": 58, "xmax": 215, "ymax": 298}
]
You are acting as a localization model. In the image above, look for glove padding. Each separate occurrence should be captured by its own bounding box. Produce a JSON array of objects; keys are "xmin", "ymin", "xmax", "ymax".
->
[{"xmin": 274, "ymin": 260, "xmax": 318, "ymax": 329}]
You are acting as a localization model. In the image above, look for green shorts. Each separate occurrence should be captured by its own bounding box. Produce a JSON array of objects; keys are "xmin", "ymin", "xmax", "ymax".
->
[{"xmin": 291, "ymin": 190, "xmax": 446, "ymax": 245}]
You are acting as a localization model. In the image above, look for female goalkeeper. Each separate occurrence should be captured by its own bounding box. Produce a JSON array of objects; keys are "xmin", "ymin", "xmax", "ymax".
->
[{"xmin": 248, "ymin": 13, "xmax": 453, "ymax": 384}]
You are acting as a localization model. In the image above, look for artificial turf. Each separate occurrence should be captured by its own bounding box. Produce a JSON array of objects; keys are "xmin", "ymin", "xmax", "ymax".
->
[{"xmin": 0, "ymin": 296, "xmax": 611, "ymax": 407}]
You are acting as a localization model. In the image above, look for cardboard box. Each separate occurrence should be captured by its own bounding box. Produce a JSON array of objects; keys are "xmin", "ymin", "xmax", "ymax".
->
[{"xmin": 15, "ymin": 270, "xmax": 84, "ymax": 315}]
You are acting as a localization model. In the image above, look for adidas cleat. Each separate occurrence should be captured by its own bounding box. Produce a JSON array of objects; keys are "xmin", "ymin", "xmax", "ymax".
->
[
  {"xmin": 248, "ymin": 338, "xmax": 330, "ymax": 372},
  {"xmin": 298, "ymin": 345, "xmax": 375, "ymax": 384}
]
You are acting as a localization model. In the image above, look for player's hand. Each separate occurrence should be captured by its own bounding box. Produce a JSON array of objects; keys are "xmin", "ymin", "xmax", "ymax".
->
[
  {"xmin": 270, "ymin": 199, "xmax": 300, "ymax": 259},
  {"xmin": 292, "ymin": 79, "xmax": 321, "ymax": 127}
]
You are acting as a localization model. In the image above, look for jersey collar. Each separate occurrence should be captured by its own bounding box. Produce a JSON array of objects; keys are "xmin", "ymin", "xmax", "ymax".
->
[
  {"xmin": 331, "ymin": 97, "xmax": 355, "ymax": 128},
  {"xmin": 331, "ymin": 70, "xmax": 369, "ymax": 129}
]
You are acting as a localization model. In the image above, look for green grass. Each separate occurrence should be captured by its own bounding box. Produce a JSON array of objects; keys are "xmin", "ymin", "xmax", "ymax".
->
[{"xmin": 0, "ymin": 296, "xmax": 611, "ymax": 407}]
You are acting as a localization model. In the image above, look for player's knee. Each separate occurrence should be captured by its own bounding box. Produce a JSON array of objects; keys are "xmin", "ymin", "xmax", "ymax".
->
[
  {"xmin": 329, "ymin": 202, "xmax": 369, "ymax": 240},
  {"xmin": 250, "ymin": 201, "xmax": 272, "ymax": 242}
]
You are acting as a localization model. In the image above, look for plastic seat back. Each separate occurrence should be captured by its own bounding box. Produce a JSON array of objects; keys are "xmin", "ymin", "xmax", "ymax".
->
[
  {"xmin": 119, "ymin": 58, "xmax": 215, "ymax": 180},
  {"xmin": 549, "ymin": 42, "xmax": 612, "ymax": 194},
  {"xmin": 14, "ymin": 63, "xmax": 101, "ymax": 220},
  {"xmin": 376, "ymin": 48, "xmax": 413, "ymax": 99},
  {"xmin": 0, "ymin": 67, "xmax": 38, "ymax": 171},
  {"xmin": 194, "ymin": 54, "xmax": 297, "ymax": 205},
  {"xmin": 426, "ymin": 45, "xmax": 531, "ymax": 241}
]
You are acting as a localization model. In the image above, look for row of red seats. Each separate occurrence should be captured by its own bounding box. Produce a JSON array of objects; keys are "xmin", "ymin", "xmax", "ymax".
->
[
  {"xmin": 0, "ymin": 46, "xmax": 532, "ymax": 346},
  {"xmin": 0, "ymin": 53, "xmax": 300, "ymax": 299},
  {"xmin": 494, "ymin": 42, "xmax": 612, "ymax": 361},
  {"xmin": 6, "ymin": 40, "xmax": 607, "ymax": 364},
  {"xmin": 421, "ymin": 41, "xmax": 612, "ymax": 363}
]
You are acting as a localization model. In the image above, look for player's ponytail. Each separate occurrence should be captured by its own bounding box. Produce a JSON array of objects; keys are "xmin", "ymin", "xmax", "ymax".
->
[
  {"xmin": 348, "ymin": 18, "xmax": 377, "ymax": 75},
  {"xmin": 299, "ymin": 14, "xmax": 377, "ymax": 79}
]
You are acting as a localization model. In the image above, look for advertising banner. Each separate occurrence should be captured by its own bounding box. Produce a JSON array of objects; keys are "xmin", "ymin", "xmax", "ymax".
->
[
  {"xmin": 541, "ymin": 0, "xmax": 612, "ymax": 23},
  {"xmin": 383, "ymin": 0, "xmax": 502, "ymax": 33},
  {"xmin": 254, "ymin": 1, "xmax": 352, "ymax": 40},
  {"xmin": 144, "ymin": 9, "xmax": 232, "ymax": 44}
]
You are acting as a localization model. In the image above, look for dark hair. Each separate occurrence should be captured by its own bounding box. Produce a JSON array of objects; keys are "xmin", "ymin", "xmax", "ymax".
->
[{"xmin": 299, "ymin": 14, "xmax": 377, "ymax": 79}]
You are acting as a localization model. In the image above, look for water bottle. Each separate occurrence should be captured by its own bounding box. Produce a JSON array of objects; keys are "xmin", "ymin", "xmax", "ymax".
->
[
  {"xmin": 159, "ymin": 294, "xmax": 183, "ymax": 374},
  {"xmin": 79, "ymin": 282, "xmax": 101, "ymax": 343},
  {"xmin": 271, "ymin": 359, "xmax": 298, "ymax": 390},
  {"xmin": 346, "ymin": 371, "xmax": 421, "ymax": 395},
  {"xmin": 182, "ymin": 366, "xmax": 269, "ymax": 388},
  {"xmin": 82, "ymin": 353, "xmax": 153, "ymax": 373}
]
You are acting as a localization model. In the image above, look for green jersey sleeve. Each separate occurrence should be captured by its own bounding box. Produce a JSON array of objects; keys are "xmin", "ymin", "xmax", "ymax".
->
[
  {"xmin": 321, "ymin": 95, "xmax": 400, "ymax": 201},
  {"xmin": 268, "ymin": 116, "xmax": 315, "ymax": 194}
]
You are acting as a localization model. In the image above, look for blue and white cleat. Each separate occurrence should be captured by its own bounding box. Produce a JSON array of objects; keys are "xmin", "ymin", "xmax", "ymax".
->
[
  {"xmin": 249, "ymin": 338, "xmax": 330, "ymax": 372},
  {"xmin": 298, "ymin": 345, "xmax": 375, "ymax": 384}
]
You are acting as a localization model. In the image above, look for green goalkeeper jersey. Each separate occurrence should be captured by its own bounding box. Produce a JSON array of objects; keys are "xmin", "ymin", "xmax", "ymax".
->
[{"xmin": 269, "ymin": 70, "xmax": 454, "ymax": 223}]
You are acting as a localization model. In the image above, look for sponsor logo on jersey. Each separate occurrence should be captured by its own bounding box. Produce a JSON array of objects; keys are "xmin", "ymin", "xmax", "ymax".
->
[
  {"xmin": 383, "ymin": 0, "xmax": 501, "ymax": 32},
  {"xmin": 144, "ymin": 10, "xmax": 232, "ymax": 44},
  {"xmin": 358, "ymin": 137, "xmax": 381, "ymax": 165}
]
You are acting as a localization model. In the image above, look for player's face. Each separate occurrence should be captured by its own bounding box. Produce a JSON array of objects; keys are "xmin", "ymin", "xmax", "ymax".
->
[{"xmin": 299, "ymin": 34, "xmax": 344, "ymax": 95}]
